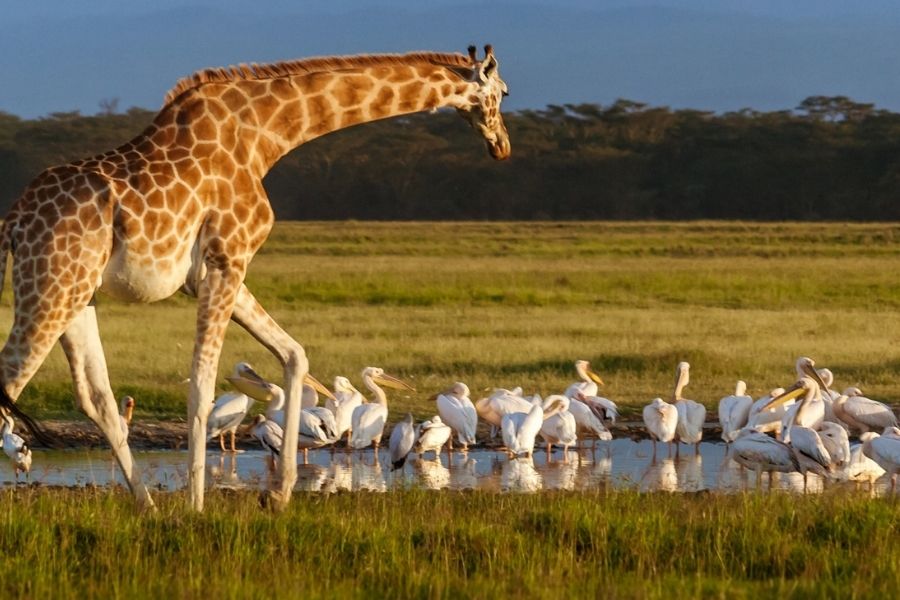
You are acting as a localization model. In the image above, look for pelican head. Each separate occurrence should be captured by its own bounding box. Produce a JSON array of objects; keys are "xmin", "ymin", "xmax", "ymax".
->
[
  {"xmin": 361, "ymin": 367, "xmax": 416, "ymax": 392},
  {"xmin": 120, "ymin": 396, "xmax": 135, "ymax": 424},
  {"xmin": 672, "ymin": 362, "xmax": 690, "ymax": 400},
  {"xmin": 333, "ymin": 376, "xmax": 357, "ymax": 394},
  {"xmin": 304, "ymin": 373, "xmax": 337, "ymax": 401},
  {"xmin": 841, "ymin": 386, "xmax": 863, "ymax": 398},
  {"xmin": 542, "ymin": 394, "xmax": 570, "ymax": 417},
  {"xmin": 795, "ymin": 357, "xmax": 831, "ymax": 397},
  {"xmin": 227, "ymin": 362, "xmax": 276, "ymax": 401},
  {"xmin": 575, "ymin": 360, "xmax": 604, "ymax": 386}
]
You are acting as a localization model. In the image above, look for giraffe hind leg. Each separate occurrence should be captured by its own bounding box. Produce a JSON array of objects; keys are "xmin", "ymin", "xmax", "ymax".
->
[{"xmin": 59, "ymin": 305, "xmax": 155, "ymax": 510}]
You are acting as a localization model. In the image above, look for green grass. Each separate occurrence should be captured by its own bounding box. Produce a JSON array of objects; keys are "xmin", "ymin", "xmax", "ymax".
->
[
  {"xmin": 4, "ymin": 221, "xmax": 900, "ymax": 421},
  {"xmin": 0, "ymin": 487, "xmax": 896, "ymax": 599}
]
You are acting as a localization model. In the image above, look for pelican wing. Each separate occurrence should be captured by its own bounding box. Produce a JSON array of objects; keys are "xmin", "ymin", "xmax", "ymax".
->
[
  {"xmin": 389, "ymin": 421, "xmax": 417, "ymax": 467},
  {"xmin": 254, "ymin": 419, "xmax": 284, "ymax": 456},
  {"xmin": 490, "ymin": 393, "xmax": 534, "ymax": 417},
  {"xmin": 437, "ymin": 394, "xmax": 477, "ymax": 445},
  {"xmin": 869, "ymin": 435, "xmax": 900, "ymax": 471},
  {"xmin": 207, "ymin": 393, "xmax": 253, "ymax": 438},
  {"xmin": 719, "ymin": 395, "xmax": 752, "ymax": 441},
  {"xmin": 568, "ymin": 398, "xmax": 611, "ymax": 439},
  {"xmin": 844, "ymin": 397, "xmax": 899, "ymax": 429},
  {"xmin": 350, "ymin": 404, "xmax": 387, "ymax": 449},
  {"xmin": 416, "ymin": 422, "xmax": 451, "ymax": 453},
  {"xmin": 307, "ymin": 406, "xmax": 339, "ymax": 441},
  {"xmin": 789, "ymin": 426, "xmax": 832, "ymax": 469},
  {"xmin": 501, "ymin": 412, "xmax": 525, "ymax": 454},
  {"xmin": 731, "ymin": 432, "xmax": 799, "ymax": 471},
  {"xmin": 583, "ymin": 395, "xmax": 619, "ymax": 422}
]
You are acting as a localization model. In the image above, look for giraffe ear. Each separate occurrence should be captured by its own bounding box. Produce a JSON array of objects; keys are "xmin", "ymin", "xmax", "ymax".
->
[{"xmin": 478, "ymin": 45, "xmax": 499, "ymax": 81}]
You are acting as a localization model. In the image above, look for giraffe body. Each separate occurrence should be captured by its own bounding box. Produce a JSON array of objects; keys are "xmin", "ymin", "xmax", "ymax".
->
[{"xmin": 0, "ymin": 46, "xmax": 509, "ymax": 511}]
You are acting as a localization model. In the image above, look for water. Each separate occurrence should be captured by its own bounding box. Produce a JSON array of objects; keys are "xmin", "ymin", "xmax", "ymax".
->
[{"xmin": 1, "ymin": 440, "xmax": 893, "ymax": 495}]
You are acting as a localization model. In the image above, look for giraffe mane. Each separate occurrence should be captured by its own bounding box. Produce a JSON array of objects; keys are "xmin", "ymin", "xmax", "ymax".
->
[{"xmin": 162, "ymin": 51, "xmax": 475, "ymax": 107}]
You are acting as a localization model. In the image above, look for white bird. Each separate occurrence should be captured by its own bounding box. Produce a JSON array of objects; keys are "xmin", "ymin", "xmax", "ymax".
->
[
  {"xmin": 208, "ymin": 362, "xmax": 262, "ymax": 452},
  {"xmin": 673, "ymin": 362, "xmax": 706, "ymax": 453},
  {"xmin": 576, "ymin": 392, "xmax": 620, "ymax": 424},
  {"xmin": 564, "ymin": 359, "xmax": 605, "ymax": 399},
  {"xmin": 816, "ymin": 368, "xmax": 841, "ymax": 423},
  {"xmin": 847, "ymin": 442, "xmax": 886, "ymax": 484},
  {"xmin": 861, "ymin": 428, "xmax": 900, "ymax": 491},
  {"xmin": 745, "ymin": 387, "xmax": 789, "ymax": 436},
  {"xmin": 501, "ymin": 396, "xmax": 545, "ymax": 459},
  {"xmin": 779, "ymin": 357, "xmax": 832, "ymax": 440},
  {"xmin": 1, "ymin": 415, "xmax": 32, "ymax": 481},
  {"xmin": 539, "ymin": 395, "xmax": 578, "ymax": 462},
  {"xmin": 818, "ymin": 421, "xmax": 851, "ymax": 470},
  {"xmin": 435, "ymin": 382, "xmax": 477, "ymax": 451},
  {"xmin": 389, "ymin": 413, "xmax": 418, "ymax": 470},
  {"xmin": 248, "ymin": 415, "xmax": 283, "ymax": 467},
  {"xmin": 350, "ymin": 367, "xmax": 415, "ymax": 451},
  {"xmin": 415, "ymin": 416, "xmax": 452, "ymax": 457},
  {"xmin": 643, "ymin": 398, "xmax": 678, "ymax": 457},
  {"xmin": 567, "ymin": 395, "xmax": 612, "ymax": 447},
  {"xmin": 832, "ymin": 388, "xmax": 898, "ymax": 434},
  {"xmin": 730, "ymin": 428, "xmax": 800, "ymax": 486},
  {"xmin": 118, "ymin": 395, "xmax": 135, "ymax": 442},
  {"xmin": 327, "ymin": 376, "xmax": 365, "ymax": 444},
  {"xmin": 718, "ymin": 380, "xmax": 752, "ymax": 443}
]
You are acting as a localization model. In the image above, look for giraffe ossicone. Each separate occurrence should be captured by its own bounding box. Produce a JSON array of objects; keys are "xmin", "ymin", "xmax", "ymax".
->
[{"xmin": 0, "ymin": 45, "xmax": 510, "ymax": 512}]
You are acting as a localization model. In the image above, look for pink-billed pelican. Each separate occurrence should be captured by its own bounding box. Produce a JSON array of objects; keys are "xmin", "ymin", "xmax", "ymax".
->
[
  {"xmin": 327, "ymin": 376, "xmax": 364, "ymax": 445},
  {"xmin": 833, "ymin": 388, "xmax": 898, "ymax": 434},
  {"xmin": 350, "ymin": 367, "xmax": 415, "ymax": 451},
  {"xmin": 718, "ymin": 380, "xmax": 752, "ymax": 443},
  {"xmin": 389, "ymin": 413, "xmax": 418, "ymax": 470},
  {"xmin": 415, "ymin": 416, "xmax": 452, "ymax": 458},
  {"xmin": 1, "ymin": 415, "xmax": 32, "ymax": 481},
  {"xmin": 435, "ymin": 382, "xmax": 477, "ymax": 451},
  {"xmin": 539, "ymin": 395, "xmax": 578, "ymax": 462},
  {"xmin": 673, "ymin": 362, "xmax": 705, "ymax": 454},
  {"xmin": 564, "ymin": 360, "xmax": 605, "ymax": 399},
  {"xmin": 861, "ymin": 428, "xmax": 900, "ymax": 491}
]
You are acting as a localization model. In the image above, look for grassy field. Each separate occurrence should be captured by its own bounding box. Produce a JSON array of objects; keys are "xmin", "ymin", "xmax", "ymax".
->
[
  {"xmin": 0, "ymin": 487, "xmax": 897, "ymax": 598},
  {"xmin": 5, "ymin": 221, "xmax": 900, "ymax": 421}
]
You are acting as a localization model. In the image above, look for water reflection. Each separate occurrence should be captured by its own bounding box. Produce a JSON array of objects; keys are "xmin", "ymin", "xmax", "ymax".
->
[{"xmin": 0, "ymin": 439, "xmax": 894, "ymax": 496}]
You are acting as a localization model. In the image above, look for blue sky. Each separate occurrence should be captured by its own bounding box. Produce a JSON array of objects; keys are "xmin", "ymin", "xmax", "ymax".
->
[{"xmin": 3, "ymin": 1, "xmax": 900, "ymax": 118}]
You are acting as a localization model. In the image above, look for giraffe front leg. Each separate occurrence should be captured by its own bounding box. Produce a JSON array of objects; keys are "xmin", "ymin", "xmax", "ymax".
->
[
  {"xmin": 188, "ymin": 267, "xmax": 244, "ymax": 512},
  {"xmin": 59, "ymin": 305, "xmax": 155, "ymax": 510},
  {"xmin": 231, "ymin": 284, "xmax": 308, "ymax": 510}
]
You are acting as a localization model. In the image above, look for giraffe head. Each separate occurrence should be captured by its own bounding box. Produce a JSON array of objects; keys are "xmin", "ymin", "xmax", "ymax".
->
[{"xmin": 459, "ymin": 45, "xmax": 511, "ymax": 160}]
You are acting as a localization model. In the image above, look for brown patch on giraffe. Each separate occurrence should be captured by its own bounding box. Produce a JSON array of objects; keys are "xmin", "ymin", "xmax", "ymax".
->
[
  {"xmin": 399, "ymin": 81, "xmax": 425, "ymax": 110},
  {"xmin": 305, "ymin": 94, "xmax": 335, "ymax": 136},
  {"xmin": 221, "ymin": 88, "xmax": 247, "ymax": 112},
  {"xmin": 441, "ymin": 84, "xmax": 453, "ymax": 97},
  {"xmin": 146, "ymin": 190, "xmax": 165, "ymax": 210},
  {"xmin": 269, "ymin": 100, "xmax": 303, "ymax": 135},
  {"xmin": 269, "ymin": 78, "xmax": 295, "ymax": 101},
  {"xmin": 175, "ymin": 127, "xmax": 196, "ymax": 149},
  {"xmin": 423, "ymin": 89, "xmax": 440, "ymax": 110},
  {"xmin": 253, "ymin": 94, "xmax": 281, "ymax": 125},
  {"xmin": 331, "ymin": 75, "xmax": 374, "ymax": 108},
  {"xmin": 300, "ymin": 72, "xmax": 332, "ymax": 94},
  {"xmin": 219, "ymin": 123, "xmax": 239, "ymax": 152},
  {"xmin": 387, "ymin": 66, "xmax": 415, "ymax": 82},
  {"xmin": 340, "ymin": 108, "xmax": 364, "ymax": 128},
  {"xmin": 153, "ymin": 125, "xmax": 176, "ymax": 147},
  {"xmin": 193, "ymin": 115, "xmax": 217, "ymax": 142},
  {"xmin": 371, "ymin": 86, "xmax": 395, "ymax": 118}
]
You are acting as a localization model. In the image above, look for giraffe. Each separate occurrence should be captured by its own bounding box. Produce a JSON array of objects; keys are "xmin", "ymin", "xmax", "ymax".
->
[{"xmin": 0, "ymin": 45, "xmax": 510, "ymax": 511}]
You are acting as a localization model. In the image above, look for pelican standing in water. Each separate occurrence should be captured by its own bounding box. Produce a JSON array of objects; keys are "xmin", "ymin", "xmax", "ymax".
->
[
  {"xmin": 745, "ymin": 387, "xmax": 789, "ymax": 436},
  {"xmin": 567, "ymin": 395, "xmax": 612, "ymax": 447},
  {"xmin": 435, "ymin": 382, "xmax": 477, "ymax": 451},
  {"xmin": 730, "ymin": 427, "xmax": 799, "ymax": 487},
  {"xmin": 539, "ymin": 395, "xmax": 578, "ymax": 462},
  {"xmin": 673, "ymin": 362, "xmax": 705, "ymax": 454},
  {"xmin": 1, "ymin": 415, "xmax": 32, "ymax": 481},
  {"xmin": 832, "ymin": 387, "xmax": 898, "ymax": 434},
  {"xmin": 718, "ymin": 380, "xmax": 752, "ymax": 443},
  {"xmin": 119, "ymin": 396, "xmax": 136, "ymax": 442},
  {"xmin": 389, "ymin": 413, "xmax": 418, "ymax": 470},
  {"xmin": 350, "ymin": 367, "xmax": 416, "ymax": 452},
  {"xmin": 415, "ymin": 416, "xmax": 452, "ymax": 458},
  {"xmin": 564, "ymin": 360, "xmax": 605, "ymax": 399},
  {"xmin": 208, "ymin": 362, "xmax": 265, "ymax": 452},
  {"xmin": 501, "ymin": 396, "xmax": 544, "ymax": 459},
  {"xmin": 247, "ymin": 414, "xmax": 283, "ymax": 470},
  {"xmin": 643, "ymin": 397, "xmax": 678, "ymax": 458},
  {"xmin": 779, "ymin": 357, "xmax": 828, "ymax": 438},
  {"xmin": 328, "ymin": 376, "xmax": 365, "ymax": 445}
]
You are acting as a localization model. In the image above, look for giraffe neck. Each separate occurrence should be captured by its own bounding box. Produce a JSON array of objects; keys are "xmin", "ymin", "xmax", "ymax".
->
[{"xmin": 169, "ymin": 61, "xmax": 478, "ymax": 178}]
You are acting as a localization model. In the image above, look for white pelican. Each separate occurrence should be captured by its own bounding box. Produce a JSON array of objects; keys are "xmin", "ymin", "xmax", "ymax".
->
[
  {"xmin": 435, "ymin": 382, "xmax": 477, "ymax": 451},
  {"xmin": 576, "ymin": 392, "xmax": 620, "ymax": 424},
  {"xmin": 1, "ymin": 415, "xmax": 32, "ymax": 481},
  {"xmin": 779, "ymin": 359, "xmax": 829, "ymax": 438},
  {"xmin": 816, "ymin": 368, "xmax": 841, "ymax": 422},
  {"xmin": 643, "ymin": 398, "xmax": 678, "ymax": 457},
  {"xmin": 847, "ymin": 442, "xmax": 886, "ymax": 484},
  {"xmin": 818, "ymin": 421, "xmax": 851, "ymax": 470},
  {"xmin": 389, "ymin": 414, "xmax": 418, "ymax": 470},
  {"xmin": 861, "ymin": 428, "xmax": 900, "ymax": 490},
  {"xmin": 328, "ymin": 376, "xmax": 364, "ymax": 444},
  {"xmin": 567, "ymin": 395, "xmax": 612, "ymax": 447},
  {"xmin": 730, "ymin": 428, "xmax": 799, "ymax": 486},
  {"xmin": 350, "ymin": 367, "xmax": 415, "ymax": 451},
  {"xmin": 248, "ymin": 415, "xmax": 283, "ymax": 470},
  {"xmin": 539, "ymin": 395, "xmax": 578, "ymax": 462},
  {"xmin": 745, "ymin": 387, "xmax": 789, "ymax": 436},
  {"xmin": 673, "ymin": 362, "xmax": 705, "ymax": 453},
  {"xmin": 501, "ymin": 396, "xmax": 545, "ymax": 459},
  {"xmin": 833, "ymin": 388, "xmax": 898, "ymax": 434},
  {"xmin": 207, "ymin": 362, "xmax": 264, "ymax": 452},
  {"xmin": 718, "ymin": 380, "xmax": 752, "ymax": 443},
  {"xmin": 475, "ymin": 387, "xmax": 527, "ymax": 438},
  {"xmin": 119, "ymin": 396, "xmax": 135, "ymax": 442},
  {"xmin": 564, "ymin": 360, "xmax": 605, "ymax": 398},
  {"xmin": 415, "ymin": 416, "xmax": 452, "ymax": 457}
]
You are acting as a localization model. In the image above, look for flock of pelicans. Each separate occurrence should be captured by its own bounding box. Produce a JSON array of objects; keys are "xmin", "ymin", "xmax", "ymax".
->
[{"xmin": 1, "ymin": 357, "xmax": 899, "ymax": 492}]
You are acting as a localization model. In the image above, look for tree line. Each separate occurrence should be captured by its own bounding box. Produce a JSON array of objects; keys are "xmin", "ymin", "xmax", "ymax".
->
[{"xmin": 1, "ymin": 96, "xmax": 899, "ymax": 220}]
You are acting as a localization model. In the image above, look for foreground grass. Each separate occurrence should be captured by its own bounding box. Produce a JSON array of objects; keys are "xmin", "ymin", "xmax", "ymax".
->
[
  {"xmin": 3, "ymin": 221, "xmax": 900, "ymax": 421},
  {"xmin": 0, "ymin": 487, "xmax": 896, "ymax": 598}
]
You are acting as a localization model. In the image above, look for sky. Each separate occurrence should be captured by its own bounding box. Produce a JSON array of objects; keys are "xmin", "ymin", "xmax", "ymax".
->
[{"xmin": 3, "ymin": 1, "xmax": 900, "ymax": 118}]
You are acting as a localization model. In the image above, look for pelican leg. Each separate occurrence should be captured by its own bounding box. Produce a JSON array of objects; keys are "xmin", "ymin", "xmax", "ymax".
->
[
  {"xmin": 231, "ymin": 284, "xmax": 309, "ymax": 511},
  {"xmin": 302, "ymin": 448, "xmax": 308, "ymax": 465},
  {"xmin": 230, "ymin": 430, "xmax": 237, "ymax": 453},
  {"xmin": 219, "ymin": 434, "xmax": 227, "ymax": 453},
  {"xmin": 59, "ymin": 305, "xmax": 155, "ymax": 511}
]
